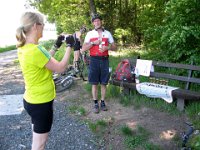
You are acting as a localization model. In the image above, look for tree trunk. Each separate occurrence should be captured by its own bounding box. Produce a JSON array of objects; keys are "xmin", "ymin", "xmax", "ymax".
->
[{"xmin": 89, "ymin": 0, "xmax": 96, "ymax": 15}]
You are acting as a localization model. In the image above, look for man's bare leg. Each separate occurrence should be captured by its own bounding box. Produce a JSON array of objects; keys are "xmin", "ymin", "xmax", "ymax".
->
[
  {"xmin": 92, "ymin": 84, "xmax": 99, "ymax": 113},
  {"xmin": 92, "ymin": 84, "xmax": 98, "ymax": 100},
  {"xmin": 100, "ymin": 84, "xmax": 108, "ymax": 111}
]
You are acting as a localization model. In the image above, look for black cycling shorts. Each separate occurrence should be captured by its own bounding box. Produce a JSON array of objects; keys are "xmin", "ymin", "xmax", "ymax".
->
[{"xmin": 23, "ymin": 99, "xmax": 54, "ymax": 133}]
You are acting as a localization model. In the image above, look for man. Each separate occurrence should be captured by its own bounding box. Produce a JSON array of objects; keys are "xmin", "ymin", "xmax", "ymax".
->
[{"xmin": 81, "ymin": 13, "xmax": 117, "ymax": 113}]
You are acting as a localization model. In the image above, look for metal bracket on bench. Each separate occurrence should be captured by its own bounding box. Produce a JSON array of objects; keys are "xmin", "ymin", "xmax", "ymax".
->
[{"xmin": 177, "ymin": 98, "xmax": 185, "ymax": 111}]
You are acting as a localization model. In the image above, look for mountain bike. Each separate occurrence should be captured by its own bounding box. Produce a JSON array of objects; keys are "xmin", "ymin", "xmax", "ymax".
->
[
  {"xmin": 73, "ymin": 51, "xmax": 90, "ymax": 81},
  {"xmin": 53, "ymin": 52, "xmax": 89, "ymax": 93}
]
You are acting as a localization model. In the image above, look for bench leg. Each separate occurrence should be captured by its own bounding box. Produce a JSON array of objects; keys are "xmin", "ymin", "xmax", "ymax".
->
[
  {"xmin": 177, "ymin": 98, "xmax": 185, "ymax": 111},
  {"xmin": 123, "ymin": 88, "xmax": 130, "ymax": 95}
]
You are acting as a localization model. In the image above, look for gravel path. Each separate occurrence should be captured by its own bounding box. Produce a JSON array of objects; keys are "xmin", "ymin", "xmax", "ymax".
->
[
  {"xmin": 0, "ymin": 50, "xmax": 104, "ymax": 150},
  {"xmin": 0, "ymin": 100, "xmax": 102, "ymax": 150}
]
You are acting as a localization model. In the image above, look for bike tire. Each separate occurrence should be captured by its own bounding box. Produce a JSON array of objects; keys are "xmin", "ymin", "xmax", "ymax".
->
[{"xmin": 55, "ymin": 76, "xmax": 74, "ymax": 93}]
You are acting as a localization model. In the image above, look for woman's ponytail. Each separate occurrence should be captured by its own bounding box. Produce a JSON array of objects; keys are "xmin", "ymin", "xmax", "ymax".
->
[{"xmin": 16, "ymin": 26, "xmax": 26, "ymax": 48}]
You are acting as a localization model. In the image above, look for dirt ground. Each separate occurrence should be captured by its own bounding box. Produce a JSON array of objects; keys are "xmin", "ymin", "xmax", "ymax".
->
[
  {"xmin": 57, "ymin": 80, "xmax": 188, "ymax": 150},
  {"xmin": 0, "ymin": 50, "xmax": 189, "ymax": 150}
]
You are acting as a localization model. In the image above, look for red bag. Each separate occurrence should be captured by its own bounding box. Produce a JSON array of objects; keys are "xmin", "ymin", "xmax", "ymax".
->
[{"xmin": 112, "ymin": 59, "xmax": 135, "ymax": 82}]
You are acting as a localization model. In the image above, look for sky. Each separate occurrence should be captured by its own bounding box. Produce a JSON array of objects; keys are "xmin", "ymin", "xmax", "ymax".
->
[
  {"xmin": 0, "ymin": 0, "xmax": 56, "ymax": 47},
  {"xmin": 0, "ymin": 0, "xmax": 26, "ymax": 34}
]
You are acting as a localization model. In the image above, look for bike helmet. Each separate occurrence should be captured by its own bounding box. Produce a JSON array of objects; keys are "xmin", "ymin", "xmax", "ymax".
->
[{"xmin": 91, "ymin": 13, "xmax": 102, "ymax": 22}]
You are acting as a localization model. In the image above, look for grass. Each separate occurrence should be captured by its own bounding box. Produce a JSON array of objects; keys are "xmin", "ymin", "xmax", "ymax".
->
[
  {"xmin": 185, "ymin": 102, "xmax": 200, "ymax": 129},
  {"xmin": 120, "ymin": 125, "xmax": 133, "ymax": 136},
  {"xmin": 68, "ymin": 105, "xmax": 87, "ymax": 116},
  {"xmin": 120, "ymin": 125, "xmax": 161, "ymax": 150},
  {"xmin": 87, "ymin": 119, "xmax": 108, "ymax": 133}
]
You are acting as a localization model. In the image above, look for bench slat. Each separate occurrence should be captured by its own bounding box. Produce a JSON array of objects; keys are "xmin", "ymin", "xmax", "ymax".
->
[
  {"xmin": 152, "ymin": 61, "xmax": 200, "ymax": 71},
  {"xmin": 131, "ymin": 59, "xmax": 200, "ymax": 71},
  {"xmin": 150, "ymin": 72, "xmax": 200, "ymax": 84},
  {"xmin": 172, "ymin": 89, "xmax": 200, "ymax": 100}
]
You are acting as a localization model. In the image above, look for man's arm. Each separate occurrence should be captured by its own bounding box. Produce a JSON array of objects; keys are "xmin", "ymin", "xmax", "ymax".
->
[
  {"xmin": 100, "ymin": 42, "xmax": 117, "ymax": 53},
  {"xmin": 81, "ymin": 39, "xmax": 101, "ymax": 53},
  {"xmin": 109, "ymin": 42, "xmax": 117, "ymax": 51},
  {"xmin": 81, "ymin": 43, "xmax": 91, "ymax": 53}
]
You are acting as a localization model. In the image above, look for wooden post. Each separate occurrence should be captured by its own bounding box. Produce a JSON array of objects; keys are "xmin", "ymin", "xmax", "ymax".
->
[
  {"xmin": 123, "ymin": 87, "xmax": 130, "ymax": 95},
  {"xmin": 177, "ymin": 98, "xmax": 185, "ymax": 111},
  {"xmin": 185, "ymin": 61, "xmax": 194, "ymax": 90}
]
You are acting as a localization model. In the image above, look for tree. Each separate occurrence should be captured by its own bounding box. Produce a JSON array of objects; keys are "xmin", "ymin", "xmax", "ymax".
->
[{"xmin": 145, "ymin": 0, "xmax": 200, "ymax": 64}]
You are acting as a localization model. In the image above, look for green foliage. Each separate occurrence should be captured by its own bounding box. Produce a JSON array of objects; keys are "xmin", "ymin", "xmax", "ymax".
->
[
  {"xmin": 145, "ymin": 0, "xmax": 200, "ymax": 64},
  {"xmin": 114, "ymin": 28, "xmax": 132, "ymax": 45},
  {"xmin": 0, "ymin": 45, "xmax": 16, "ymax": 53},
  {"xmin": 191, "ymin": 135, "xmax": 200, "ymax": 150},
  {"xmin": 30, "ymin": 0, "xmax": 90, "ymax": 34},
  {"xmin": 39, "ymin": 40, "xmax": 54, "ymax": 50},
  {"xmin": 30, "ymin": 0, "xmax": 200, "ymax": 66},
  {"xmin": 185, "ymin": 102, "xmax": 200, "ymax": 129}
]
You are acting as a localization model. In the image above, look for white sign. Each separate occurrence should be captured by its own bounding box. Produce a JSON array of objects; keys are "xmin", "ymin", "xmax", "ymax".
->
[
  {"xmin": 135, "ymin": 59, "xmax": 153, "ymax": 76},
  {"xmin": 136, "ymin": 82, "xmax": 178, "ymax": 103}
]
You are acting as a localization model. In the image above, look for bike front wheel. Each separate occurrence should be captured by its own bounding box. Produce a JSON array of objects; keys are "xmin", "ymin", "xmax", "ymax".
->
[{"xmin": 55, "ymin": 75, "xmax": 74, "ymax": 93}]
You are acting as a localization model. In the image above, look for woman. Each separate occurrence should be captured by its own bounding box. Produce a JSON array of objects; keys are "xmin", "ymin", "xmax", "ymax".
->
[{"xmin": 16, "ymin": 11, "xmax": 72, "ymax": 150}]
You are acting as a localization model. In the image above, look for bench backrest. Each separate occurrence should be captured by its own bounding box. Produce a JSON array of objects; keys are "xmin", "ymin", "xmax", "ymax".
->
[{"xmin": 131, "ymin": 59, "xmax": 200, "ymax": 90}]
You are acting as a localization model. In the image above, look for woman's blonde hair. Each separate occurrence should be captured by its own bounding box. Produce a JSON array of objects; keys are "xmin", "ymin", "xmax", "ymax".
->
[{"xmin": 16, "ymin": 11, "xmax": 44, "ymax": 48}]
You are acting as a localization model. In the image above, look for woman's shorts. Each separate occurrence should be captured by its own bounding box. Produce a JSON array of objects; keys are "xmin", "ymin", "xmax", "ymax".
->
[
  {"xmin": 88, "ymin": 56, "xmax": 109, "ymax": 85},
  {"xmin": 23, "ymin": 99, "xmax": 54, "ymax": 134}
]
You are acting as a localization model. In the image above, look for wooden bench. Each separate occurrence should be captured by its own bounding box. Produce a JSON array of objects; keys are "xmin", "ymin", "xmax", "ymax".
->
[{"xmin": 109, "ymin": 58, "xmax": 200, "ymax": 111}]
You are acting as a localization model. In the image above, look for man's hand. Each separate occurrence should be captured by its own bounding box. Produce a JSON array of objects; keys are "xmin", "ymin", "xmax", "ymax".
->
[
  {"xmin": 65, "ymin": 35, "xmax": 75, "ymax": 47},
  {"xmin": 92, "ymin": 39, "xmax": 101, "ymax": 45},
  {"xmin": 100, "ymin": 45, "xmax": 109, "ymax": 53}
]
